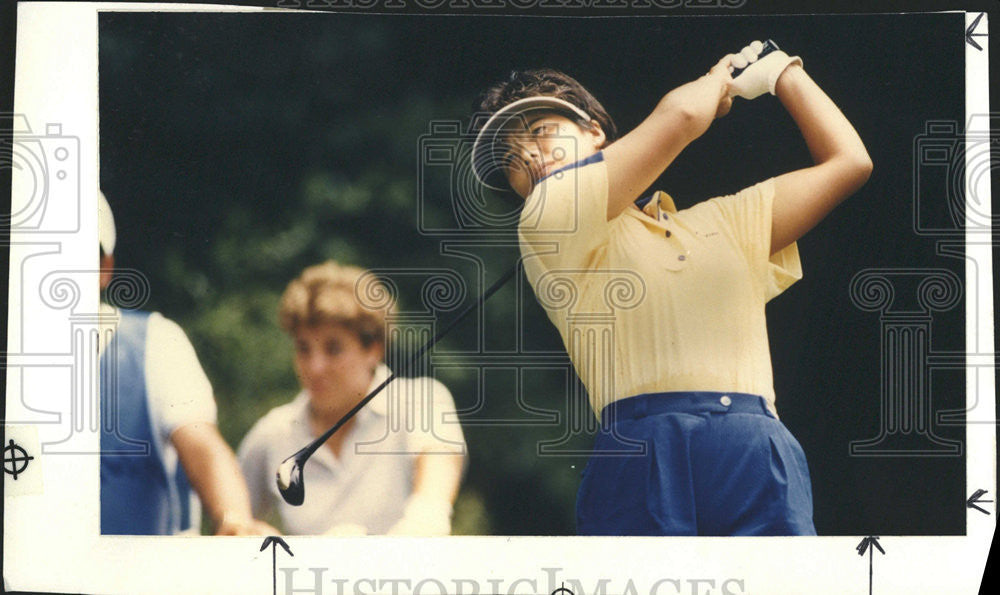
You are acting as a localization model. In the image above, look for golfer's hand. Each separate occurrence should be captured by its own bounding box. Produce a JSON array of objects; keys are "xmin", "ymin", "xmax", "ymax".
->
[
  {"xmin": 387, "ymin": 493, "xmax": 453, "ymax": 536},
  {"xmin": 728, "ymin": 40, "xmax": 803, "ymax": 100},
  {"xmin": 662, "ymin": 54, "xmax": 734, "ymax": 130},
  {"xmin": 216, "ymin": 516, "xmax": 281, "ymax": 536},
  {"xmin": 325, "ymin": 523, "xmax": 368, "ymax": 536},
  {"xmin": 706, "ymin": 56, "xmax": 735, "ymax": 118}
]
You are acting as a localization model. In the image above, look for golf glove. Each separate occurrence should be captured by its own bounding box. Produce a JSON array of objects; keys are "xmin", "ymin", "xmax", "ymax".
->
[{"xmin": 729, "ymin": 40, "xmax": 802, "ymax": 100}]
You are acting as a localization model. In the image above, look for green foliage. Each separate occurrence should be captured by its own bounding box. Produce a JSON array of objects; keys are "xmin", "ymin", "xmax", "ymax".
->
[
  {"xmin": 100, "ymin": 14, "xmax": 601, "ymax": 536},
  {"xmin": 98, "ymin": 10, "xmax": 973, "ymax": 538}
]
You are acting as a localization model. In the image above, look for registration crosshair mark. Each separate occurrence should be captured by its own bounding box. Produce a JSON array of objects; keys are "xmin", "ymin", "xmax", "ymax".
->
[{"xmin": 3, "ymin": 439, "xmax": 34, "ymax": 480}]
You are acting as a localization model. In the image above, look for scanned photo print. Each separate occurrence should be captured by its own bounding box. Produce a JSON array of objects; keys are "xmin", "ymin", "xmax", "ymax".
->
[{"xmin": 3, "ymin": 1, "xmax": 995, "ymax": 593}]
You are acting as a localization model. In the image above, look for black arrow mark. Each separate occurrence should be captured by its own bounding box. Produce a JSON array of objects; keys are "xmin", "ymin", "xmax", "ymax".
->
[
  {"xmin": 857, "ymin": 536, "xmax": 885, "ymax": 595},
  {"xmin": 260, "ymin": 536, "xmax": 294, "ymax": 595},
  {"xmin": 967, "ymin": 489, "xmax": 993, "ymax": 515},
  {"xmin": 966, "ymin": 13, "xmax": 986, "ymax": 51}
]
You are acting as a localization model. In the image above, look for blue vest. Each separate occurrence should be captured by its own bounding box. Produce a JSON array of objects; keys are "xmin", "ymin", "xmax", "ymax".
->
[{"xmin": 100, "ymin": 309, "xmax": 194, "ymax": 535}]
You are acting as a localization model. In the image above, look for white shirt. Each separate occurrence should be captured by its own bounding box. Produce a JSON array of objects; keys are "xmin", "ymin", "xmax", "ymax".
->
[
  {"xmin": 237, "ymin": 365, "xmax": 466, "ymax": 535},
  {"xmin": 98, "ymin": 304, "xmax": 218, "ymax": 532},
  {"xmin": 98, "ymin": 304, "xmax": 218, "ymax": 436}
]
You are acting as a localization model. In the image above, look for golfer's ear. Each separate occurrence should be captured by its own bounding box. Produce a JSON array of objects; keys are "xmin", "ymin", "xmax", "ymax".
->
[
  {"xmin": 589, "ymin": 120, "xmax": 607, "ymax": 148},
  {"xmin": 99, "ymin": 253, "xmax": 115, "ymax": 291}
]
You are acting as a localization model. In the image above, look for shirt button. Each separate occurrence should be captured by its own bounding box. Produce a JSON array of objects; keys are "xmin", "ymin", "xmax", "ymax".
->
[
  {"xmin": 664, "ymin": 230, "xmax": 672, "ymax": 238},
  {"xmin": 677, "ymin": 254, "xmax": 686, "ymax": 261},
  {"xmin": 661, "ymin": 213, "xmax": 669, "ymax": 220},
  {"xmin": 720, "ymin": 395, "xmax": 732, "ymax": 406}
]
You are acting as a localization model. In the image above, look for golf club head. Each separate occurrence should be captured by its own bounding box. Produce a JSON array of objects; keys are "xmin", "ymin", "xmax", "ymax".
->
[{"xmin": 276, "ymin": 455, "xmax": 305, "ymax": 506}]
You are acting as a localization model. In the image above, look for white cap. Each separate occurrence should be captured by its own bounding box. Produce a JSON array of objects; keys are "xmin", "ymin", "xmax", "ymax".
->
[
  {"xmin": 471, "ymin": 96, "xmax": 593, "ymax": 192},
  {"xmin": 98, "ymin": 191, "xmax": 116, "ymax": 255}
]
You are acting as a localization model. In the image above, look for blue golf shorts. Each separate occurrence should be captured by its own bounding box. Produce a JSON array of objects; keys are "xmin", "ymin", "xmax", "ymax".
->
[{"xmin": 576, "ymin": 391, "xmax": 816, "ymax": 536}]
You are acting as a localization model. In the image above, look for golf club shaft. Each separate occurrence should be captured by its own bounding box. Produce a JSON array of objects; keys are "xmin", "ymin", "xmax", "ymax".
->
[{"xmin": 297, "ymin": 263, "xmax": 520, "ymax": 460}]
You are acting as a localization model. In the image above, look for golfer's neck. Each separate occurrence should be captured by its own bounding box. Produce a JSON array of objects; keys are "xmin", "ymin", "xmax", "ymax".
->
[{"xmin": 309, "ymin": 412, "xmax": 357, "ymax": 458}]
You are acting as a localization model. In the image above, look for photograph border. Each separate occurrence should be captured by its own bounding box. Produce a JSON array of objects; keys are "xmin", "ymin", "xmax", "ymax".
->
[{"xmin": 3, "ymin": 2, "xmax": 995, "ymax": 593}]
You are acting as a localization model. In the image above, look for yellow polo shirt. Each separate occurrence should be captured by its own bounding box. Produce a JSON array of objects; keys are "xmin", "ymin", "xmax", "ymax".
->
[{"xmin": 518, "ymin": 153, "xmax": 801, "ymax": 418}]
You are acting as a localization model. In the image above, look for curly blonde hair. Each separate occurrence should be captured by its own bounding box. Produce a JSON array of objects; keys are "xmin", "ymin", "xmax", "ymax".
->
[{"xmin": 278, "ymin": 261, "xmax": 395, "ymax": 347}]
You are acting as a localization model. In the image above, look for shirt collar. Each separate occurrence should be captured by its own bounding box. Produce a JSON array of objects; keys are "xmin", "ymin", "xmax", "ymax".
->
[
  {"xmin": 363, "ymin": 364, "xmax": 392, "ymax": 417},
  {"xmin": 640, "ymin": 190, "xmax": 677, "ymax": 218},
  {"xmin": 537, "ymin": 150, "xmax": 606, "ymax": 185},
  {"xmin": 293, "ymin": 363, "xmax": 393, "ymax": 427},
  {"xmin": 290, "ymin": 366, "xmax": 391, "ymax": 471}
]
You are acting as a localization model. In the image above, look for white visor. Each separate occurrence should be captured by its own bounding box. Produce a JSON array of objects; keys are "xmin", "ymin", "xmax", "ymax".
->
[{"xmin": 471, "ymin": 96, "xmax": 593, "ymax": 192}]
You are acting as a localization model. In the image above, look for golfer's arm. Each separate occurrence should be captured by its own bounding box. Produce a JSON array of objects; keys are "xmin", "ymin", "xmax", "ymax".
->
[
  {"xmin": 410, "ymin": 451, "xmax": 465, "ymax": 505},
  {"xmin": 769, "ymin": 65, "xmax": 872, "ymax": 253},
  {"xmin": 603, "ymin": 64, "xmax": 731, "ymax": 219},
  {"xmin": 172, "ymin": 421, "xmax": 256, "ymax": 533}
]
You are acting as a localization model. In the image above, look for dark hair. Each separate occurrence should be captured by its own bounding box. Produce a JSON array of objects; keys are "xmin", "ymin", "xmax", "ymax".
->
[{"xmin": 475, "ymin": 69, "xmax": 619, "ymax": 143}]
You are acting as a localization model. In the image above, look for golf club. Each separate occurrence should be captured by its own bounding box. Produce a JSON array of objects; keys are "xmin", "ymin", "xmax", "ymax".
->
[{"xmin": 277, "ymin": 264, "xmax": 519, "ymax": 505}]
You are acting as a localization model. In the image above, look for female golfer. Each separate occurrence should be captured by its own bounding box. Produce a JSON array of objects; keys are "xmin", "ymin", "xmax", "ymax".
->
[
  {"xmin": 238, "ymin": 261, "xmax": 466, "ymax": 535},
  {"xmin": 470, "ymin": 41, "xmax": 871, "ymax": 535}
]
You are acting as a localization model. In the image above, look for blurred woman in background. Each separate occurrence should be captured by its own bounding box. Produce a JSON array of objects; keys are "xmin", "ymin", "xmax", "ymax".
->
[{"xmin": 238, "ymin": 261, "xmax": 466, "ymax": 535}]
